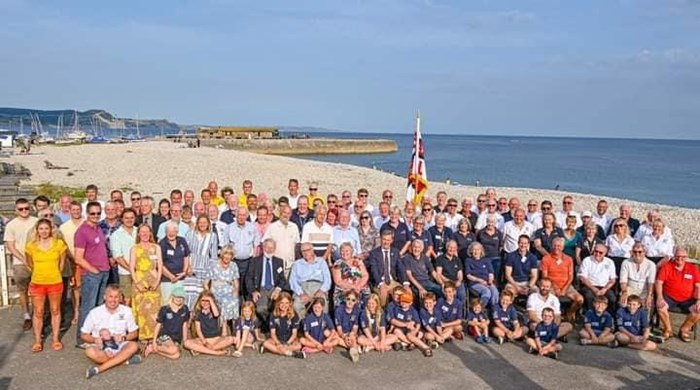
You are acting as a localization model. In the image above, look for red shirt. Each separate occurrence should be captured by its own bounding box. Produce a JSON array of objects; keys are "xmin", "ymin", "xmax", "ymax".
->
[{"xmin": 657, "ymin": 261, "xmax": 700, "ymax": 302}]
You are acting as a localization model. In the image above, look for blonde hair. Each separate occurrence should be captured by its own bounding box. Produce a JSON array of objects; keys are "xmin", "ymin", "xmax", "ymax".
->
[{"xmin": 364, "ymin": 293, "xmax": 384, "ymax": 332}]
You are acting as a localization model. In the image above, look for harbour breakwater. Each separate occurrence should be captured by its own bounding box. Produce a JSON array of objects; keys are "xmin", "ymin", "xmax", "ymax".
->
[{"xmin": 198, "ymin": 137, "xmax": 398, "ymax": 155}]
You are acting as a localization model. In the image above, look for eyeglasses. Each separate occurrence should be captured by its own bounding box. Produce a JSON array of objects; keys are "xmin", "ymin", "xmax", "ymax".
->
[
  {"xmin": 542, "ymin": 207, "xmax": 551, "ymax": 211},
  {"xmin": 422, "ymin": 208, "xmax": 432, "ymax": 212},
  {"xmin": 528, "ymin": 203, "xmax": 537, "ymax": 207},
  {"xmin": 447, "ymin": 204, "xmax": 457, "ymax": 207},
  {"xmin": 342, "ymin": 195, "xmax": 351, "ymax": 198},
  {"xmin": 499, "ymin": 201, "xmax": 507, "ymax": 205},
  {"xmin": 131, "ymin": 197, "xmax": 140, "ymax": 201},
  {"xmin": 309, "ymin": 188, "xmax": 318, "ymax": 191},
  {"xmin": 359, "ymin": 194, "xmax": 368, "ymax": 198},
  {"xmin": 42, "ymin": 213, "xmax": 54, "ymax": 218},
  {"xmin": 632, "ymin": 250, "xmax": 644, "ymax": 253},
  {"xmin": 593, "ymin": 250, "xmax": 605, "ymax": 254},
  {"xmin": 383, "ymin": 195, "xmax": 393, "ymax": 199},
  {"xmin": 16, "ymin": 207, "xmax": 30, "ymax": 211},
  {"xmin": 360, "ymin": 216, "xmax": 370, "ymax": 220},
  {"xmin": 345, "ymin": 298, "xmax": 357, "ymax": 302},
  {"xmin": 614, "ymin": 224, "xmax": 624, "ymax": 228},
  {"xmin": 487, "ymin": 204, "xmax": 497, "ymax": 207},
  {"xmin": 328, "ymin": 200, "xmax": 336, "ymax": 204},
  {"xmin": 477, "ymin": 199, "xmax": 486, "ymax": 203}
]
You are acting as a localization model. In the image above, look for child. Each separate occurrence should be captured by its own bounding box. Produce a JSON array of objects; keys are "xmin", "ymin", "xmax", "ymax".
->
[
  {"xmin": 420, "ymin": 292, "xmax": 453, "ymax": 349},
  {"xmin": 466, "ymin": 299, "xmax": 492, "ymax": 344},
  {"xmin": 147, "ymin": 286, "xmax": 190, "ymax": 359},
  {"xmin": 526, "ymin": 307, "xmax": 562, "ymax": 359},
  {"xmin": 261, "ymin": 292, "xmax": 306, "ymax": 358},
  {"xmin": 579, "ymin": 296, "xmax": 615, "ymax": 347},
  {"xmin": 612, "ymin": 294, "xmax": 656, "ymax": 351},
  {"xmin": 300, "ymin": 297, "xmax": 339, "ymax": 354},
  {"xmin": 387, "ymin": 290, "xmax": 432, "ymax": 357},
  {"xmin": 233, "ymin": 301, "xmax": 265, "ymax": 357},
  {"xmin": 437, "ymin": 281, "xmax": 464, "ymax": 340},
  {"xmin": 492, "ymin": 290, "xmax": 523, "ymax": 345},
  {"xmin": 99, "ymin": 328, "xmax": 122, "ymax": 357},
  {"xmin": 184, "ymin": 291, "xmax": 236, "ymax": 357},
  {"xmin": 385, "ymin": 286, "xmax": 405, "ymax": 329},
  {"xmin": 334, "ymin": 290, "xmax": 362, "ymax": 362},
  {"xmin": 358, "ymin": 293, "xmax": 397, "ymax": 353}
]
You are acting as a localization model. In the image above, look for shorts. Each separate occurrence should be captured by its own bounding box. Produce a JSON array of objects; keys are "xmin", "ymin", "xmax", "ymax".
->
[
  {"xmin": 11, "ymin": 264, "xmax": 31, "ymax": 292},
  {"xmin": 119, "ymin": 275, "xmax": 133, "ymax": 298},
  {"xmin": 663, "ymin": 295, "xmax": 696, "ymax": 313},
  {"xmin": 28, "ymin": 282, "xmax": 64, "ymax": 297}
]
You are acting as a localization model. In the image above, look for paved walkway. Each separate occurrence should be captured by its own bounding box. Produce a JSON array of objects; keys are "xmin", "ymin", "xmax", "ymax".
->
[{"xmin": 0, "ymin": 306, "xmax": 698, "ymax": 390}]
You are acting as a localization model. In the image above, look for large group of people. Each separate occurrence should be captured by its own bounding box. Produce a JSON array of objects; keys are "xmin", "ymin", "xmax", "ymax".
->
[{"xmin": 4, "ymin": 181, "xmax": 699, "ymax": 378}]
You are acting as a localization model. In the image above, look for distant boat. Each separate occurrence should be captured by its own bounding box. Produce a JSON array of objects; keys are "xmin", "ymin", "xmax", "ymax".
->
[
  {"xmin": 63, "ymin": 111, "xmax": 89, "ymax": 140},
  {"xmin": 87, "ymin": 135, "xmax": 109, "ymax": 144}
]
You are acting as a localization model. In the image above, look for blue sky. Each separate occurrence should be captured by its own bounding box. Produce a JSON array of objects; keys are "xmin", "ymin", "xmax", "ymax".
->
[{"xmin": 1, "ymin": 0, "xmax": 699, "ymax": 139}]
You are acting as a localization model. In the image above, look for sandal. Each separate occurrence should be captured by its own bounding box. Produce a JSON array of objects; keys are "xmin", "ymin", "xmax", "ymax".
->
[
  {"xmin": 232, "ymin": 350, "xmax": 243, "ymax": 358},
  {"xmin": 679, "ymin": 331, "xmax": 692, "ymax": 343},
  {"xmin": 32, "ymin": 343, "xmax": 43, "ymax": 353},
  {"xmin": 662, "ymin": 330, "xmax": 673, "ymax": 340},
  {"xmin": 51, "ymin": 341, "xmax": 64, "ymax": 351},
  {"xmin": 422, "ymin": 348, "xmax": 433, "ymax": 357}
]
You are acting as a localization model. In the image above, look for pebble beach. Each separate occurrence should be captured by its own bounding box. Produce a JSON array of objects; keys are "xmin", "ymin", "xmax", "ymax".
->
[{"xmin": 9, "ymin": 141, "xmax": 700, "ymax": 247}]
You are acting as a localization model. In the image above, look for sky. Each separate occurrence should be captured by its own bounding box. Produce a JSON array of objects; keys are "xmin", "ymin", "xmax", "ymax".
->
[{"xmin": 1, "ymin": 0, "xmax": 699, "ymax": 139}]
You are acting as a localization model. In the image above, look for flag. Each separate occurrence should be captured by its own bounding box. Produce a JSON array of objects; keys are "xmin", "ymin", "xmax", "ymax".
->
[{"xmin": 406, "ymin": 113, "xmax": 428, "ymax": 205}]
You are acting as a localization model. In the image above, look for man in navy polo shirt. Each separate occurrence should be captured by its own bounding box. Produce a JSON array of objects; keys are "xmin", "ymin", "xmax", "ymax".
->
[{"xmin": 504, "ymin": 235, "xmax": 539, "ymax": 298}]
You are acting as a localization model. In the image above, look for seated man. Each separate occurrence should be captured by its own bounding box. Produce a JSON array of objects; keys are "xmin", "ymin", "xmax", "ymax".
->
[
  {"xmin": 504, "ymin": 235, "xmax": 539, "ymax": 298},
  {"xmin": 403, "ymin": 239, "xmax": 443, "ymax": 299},
  {"xmin": 655, "ymin": 247, "xmax": 700, "ymax": 342},
  {"xmin": 526, "ymin": 277, "xmax": 573, "ymax": 339},
  {"xmin": 81, "ymin": 284, "xmax": 141, "ymax": 379},
  {"xmin": 246, "ymin": 238, "xmax": 290, "ymax": 322},
  {"xmin": 289, "ymin": 242, "xmax": 332, "ymax": 318},
  {"xmin": 540, "ymin": 237, "xmax": 583, "ymax": 323},
  {"xmin": 367, "ymin": 230, "xmax": 403, "ymax": 306},
  {"xmin": 578, "ymin": 243, "xmax": 617, "ymax": 316}
]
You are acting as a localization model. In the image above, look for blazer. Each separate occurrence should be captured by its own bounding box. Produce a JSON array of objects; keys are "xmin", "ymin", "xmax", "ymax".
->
[
  {"xmin": 245, "ymin": 255, "xmax": 290, "ymax": 296},
  {"xmin": 367, "ymin": 246, "xmax": 401, "ymax": 287},
  {"xmin": 136, "ymin": 213, "xmax": 166, "ymax": 237}
]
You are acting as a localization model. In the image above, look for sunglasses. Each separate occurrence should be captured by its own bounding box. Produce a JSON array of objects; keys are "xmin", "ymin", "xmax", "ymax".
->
[
  {"xmin": 422, "ymin": 208, "xmax": 432, "ymax": 212},
  {"xmin": 477, "ymin": 199, "xmax": 486, "ymax": 203},
  {"xmin": 383, "ymin": 195, "xmax": 393, "ymax": 199},
  {"xmin": 359, "ymin": 194, "xmax": 368, "ymax": 198},
  {"xmin": 328, "ymin": 200, "xmax": 336, "ymax": 204},
  {"xmin": 593, "ymin": 250, "xmax": 605, "ymax": 254},
  {"xmin": 42, "ymin": 213, "xmax": 55, "ymax": 217},
  {"xmin": 614, "ymin": 224, "xmax": 625, "ymax": 228},
  {"xmin": 88, "ymin": 212, "xmax": 101, "ymax": 216},
  {"xmin": 488, "ymin": 204, "xmax": 497, "ymax": 207},
  {"xmin": 360, "ymin": 216, "xmax": 370, "ymax": 220},
  {"xmin": 528, "ymin": 204, "xmax": 537, "ymax": 207},
  {"xmin": 542, "ymin": 207, "xmax": 551, "ymax": 211},
  {"xmin": 16, "ymin": 207, "xmax": 30, "ymax": 211},
  {"xmin": 563, "ymin": 201, "xmax": 573, "ymax": 204},
  {"xmin": 342, "ymin": 195, "xmax": 351, "ymax": 198},
  {"xmin": 345, "ymin": 298, "xmax": 357, "ymax": 302},
  {"xmin": 448, "ymin": 204, "xmax": 457, "ymax": 207},
  {"xmin": 632, "ymin": 250, "xmax": 644, "ymax": 253},
  {"xmin": 309, "ymin": 188, "xmax": 318, "ymax": 191},
  {"xmin": 131, "ymin": 197, "xmax": 140, "ymax": 201}
]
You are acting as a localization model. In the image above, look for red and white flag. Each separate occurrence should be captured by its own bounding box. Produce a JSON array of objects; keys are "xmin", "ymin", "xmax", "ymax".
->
[{"xmin": 406, "ymin": 113, "xmax": 428, "ymax": 205}]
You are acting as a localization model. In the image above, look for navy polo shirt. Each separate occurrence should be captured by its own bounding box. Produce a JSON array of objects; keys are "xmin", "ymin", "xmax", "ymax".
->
[
  {"xmin": 360, "ymin": 312, "xmax": 386, "ymax": 337},
  {"xmin": 435, "ymin": 255, "xmax": 463, "ymax": 282},
  {"xmin": 476, "ymin": 230, "xmax": 502, "ymax": 258},
  {"xmin": 535, "ymin": 322, "xmax": 559, "ymax": 344},
  {"xmin": 269, "ymin": 314, "xmax": 300, "ymax": 343},
  {"xmin": 334, "ymin": 306, "xmax": 361, "ymax": 334},
  {"xmin": 532, "ymin": 228, "xmax": 564, "ymax": 258},
  {"xmin": 196, "ymin": 311, "xmax": 220, "ymax": 338},
  {"xmin": 159, "ymin": 236, "xmax": 191, "ymax": 282},
  {"xmin": 438, "ymin": 298, "xmax": 463, "ymax": 322},
  {"xmin": 464, "ymin": 258, "xmax": 494, "ymax": 285},
  {"xmin": 504, "ymin": 251, "xmax": 538, "ymax": 283},
  {"xmin": 390, "ymin": 305, "xmax": 420, "ymax": 328},
  {"xmin": 492, "ymin": 304, "xmax": 519, "ymax": 329},
  {"xmin": 467, "ymin": 311, "xmax": 487, "ymax": 323},
  {"xmin": 235, "ymin": 317, "xmax": 259, "ymax": 338},
  {"xmin": 616, "ymin": 307, "xmax": 648, "ymax": 336},
  {"xmin": 380, "ymin": 222, "xmax": 411, "ymax": 252},
  {"xmin": 404, "ymin": 255, "xmax": 435, "ymax": 284},
  {"xmin": 410, "ymin": 230, "xmax": 434, "ymax": 254},
  {"xmin": 419, "ymin": 308, "xmax": 442, "ymax": 331},
  {"xmin": 157, "ymin": 304, "xmax": 190, "ymax": 343},
  {"xmin": 584, "ymin": 310, "xmax": 613, "ymax": 336},
  {"xmin": 304, "ymin": 312, "xmax": 334, "ymax": 342},
  {"xmin": 427, "ymin": 226, "xmax": 454, "ymax": 256}
]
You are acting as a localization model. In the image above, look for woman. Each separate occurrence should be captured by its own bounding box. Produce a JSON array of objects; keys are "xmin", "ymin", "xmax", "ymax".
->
[
  {"xmin": 403, "ymin": 205, "xmax": 416, "ymax": 231},
  {"xmin": 533, "ymin": 212, "xmax": 564, "ymax": 259},
  {"xmin": 183, "ymin": 215, "xmax": 219, "ymax": 309},
  {"xmin": 576, "ymin": 222, "xmax": 604, "ymax": 265},
  {"xmin": 129, "ymin": 224, "xmax": 163, "ymax": 345},
  {"xmin": 356, "ymin": 210, "xmax": 380, "ymax": 263},
  {"xmin": 435, "ymin": 240, "xmax": 466, "ymax": 302},
  {"xmin": 181, "ymin": 205, "xmax": 195, "ymax": 230},
  {"xmin": 204, "ymin": 244, "xmax": 240, "ymax": 323},
  {"xmin": 25, "ymin": 219, "xmax": 67, "ymax": 352},
  {"xmin": 158, "ymin": 198, "xmax": 171, "ymax": 220},
  {"xmin": 326, "ymin": 208, "xmax": 338, "ymax": 227},
  {"xmin": 464, "ymin": 242, "xmax": 499, "ymax": 310},
  {"xmin": 641, "ymin": 220, "xmax": 674, "ymax": 264},
  {"xmin": 421, "ymin": 203, "xmax": 435, "ymax": 229},
  {"xmin": 454, "ymin": 219, "xmax": 476, "ymax": 256},
  {"xmin": 475, "ymin": 216, "xmax": 503, "ymax": 283},
  {"xmin": 562, "ymin": 215, "xmax": 582, "ymax": 260},
  {"xmin": 331, "ymin": 242, "xmax": 370, "ymax": 308},
  {"xmin": 410, "ymin": 216, "xmax": 435, "ymax": 258},
  {"xmin": 606, "ymin": 218, "xmax": 635, "ymax": 275}
]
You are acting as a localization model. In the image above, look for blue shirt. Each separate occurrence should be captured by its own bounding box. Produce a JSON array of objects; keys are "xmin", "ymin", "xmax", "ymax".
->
[
  {"xmin": 222, "ymin": 221, "xmax": 259, "ymax": 259},
  {"xmin": 156, "ymin": 221, "xmax": 191, "ymax": 241},
  {"xmin": 427, "ymin": 225, "xmax": 454, "ymax": 256},
  {"xmin": 157, "ymin": 304, "xmax": 190, "ymax": 343},
  {"xmin": 360, "ymin": 311, "xmax": 386, "ymax": 337},
  {"xmin": 616, "ymin": 307, "xmax": 648, "ymax": 336},
  {"xmin": 196, "ymin": 311, "xmax": 221, "ymax": 338},
  {"xmin": 535, "ymin": 321, "xmax": 559, "ymax": 344},
  {"xmin": 403, "ymin": 254, "xmax": 435, "ymax": 284},
  {"xmin": 584, "ymin": 309, "xmax": 614, "ymax": 336},
  {"xmin": 437, "ymin": 298, "xmax": 463, "ymax": 323},
  {"xmin": 235, "ymin": 317, "xmax": 259, "ymax": 339},
  {"xmin": 332, "ymin": 226, "xmax": 361, "ymax": 257},
  {"xmin": 464, "ymin": 258, "xmax": 494, "ymax": 285},
  {"xmin": 420, "ymin": 307, "xmax": 442, "ymax": 331},
  {"xmin": 380, "ymin": 221, "xmax": 411, "ymax": 252},
  {"xmin": 304, "ymin": 312, "xmax": 334, "ymax": 342},
  {"xmin": 388, "ymin": 305, "xmax": 420, "ymax": 329},
  {"xmin": 289, "ymin": 258, "xmax": 332, "ymax": 296},
  {"xmin": 159, "ymin": 236, "xmax": 190, "ymax": 282},
  {"xmin": 504, "ymin": 250, "xmax": 538, "ymax": 283},
  {"xmin": 334, "ymin": 306, "xmax": 361, "ymax": 334},
  {"xmin": 269, "ymin": 314, "xmax": 300, "ymax": 343},
  {"xmin": 467, "ymin": 311, "xmax": 488, "ymax": 323},
  {"xmin": 492, "ymin": 304, "xmax": 519, "ymax": 329}
]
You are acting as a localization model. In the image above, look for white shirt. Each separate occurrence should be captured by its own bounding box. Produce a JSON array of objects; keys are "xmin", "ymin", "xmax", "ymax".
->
[
  {"xmin": 475, "ymin": 212, "xmax": 505, "ymax": 231},
  {"xmin": 527, "ymin": 292, "xmax": 561, "ymax": 318},
  {"xmin": 301, "ymin": 221, "xmax": 333, "ymax": 253},
  {"xmin": 619, "ymin": 258, "xmax": 656, "ymax": 298},
  {"xmin": 555, "ymin": 210, "xmax": 582, "ymax": 229},
  {"xmin": 579, "ymin": 256, "xmax": 617, "ymax": 287},
  {"xmin": 263, "ymin": 220, "xmax": 300, "ymax": 270},
  {"xmin": 641, "ymin": 234, "xmax": 675, "ymax": 258},
  {"xmin": 445, "ymin": 213, "xmax": 464, "ymax": 232},
  {"xmin": 605, "ymin": 235, "xmax": 635, "ymax": 258},
  {"xmin": 633, "ymin": 224, "xmax": 672, "ymax": 242},
  {"xmin": 501, "ymin": 220, "xmax": 535, "ymax": 253},
  {"xmin": 288, "ymin": 194, "xmax": 301, "ymax": 210},
  {"xmin": 592, "ymin": 213, "xmax": 613, "ymax": 233},
  {"xmin": 80, "ymin": 304, "xmax": 138, "ymax": 337},
  {"xmin": 526, "ymin": 212, "xmax": 542, "ymax": 229},
  {"xmin": 373, "ymin": 215, "xmax": 390, "ymax": 230}
]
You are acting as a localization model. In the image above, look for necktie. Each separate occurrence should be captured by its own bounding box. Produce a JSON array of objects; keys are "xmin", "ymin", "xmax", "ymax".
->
[
  {"xmin": 264, "ymin": 257, "xmax": 273, "ymax": 290},
  {"xmin": 383, "ymin": 250, "xmax": 390, "ymax": 284}
]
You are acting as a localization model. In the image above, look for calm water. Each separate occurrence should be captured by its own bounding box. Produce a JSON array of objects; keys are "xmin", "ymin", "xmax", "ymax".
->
[{"xmin": 292, "ymin": 132, "xmax": 700, "ymax": 209}]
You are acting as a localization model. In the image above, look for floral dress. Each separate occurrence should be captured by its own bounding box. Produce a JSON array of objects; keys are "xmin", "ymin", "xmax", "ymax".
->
[
  {"xmin": 206, "ymin": 261, "xmax": 240, "ymax": 321},
  {"xmin": 332, "ymin": 258, "xmax": 370, "ymax": 307},
  {"xmin": 131, "ymin": 244, "xmax": 161, "ymax": 340}
]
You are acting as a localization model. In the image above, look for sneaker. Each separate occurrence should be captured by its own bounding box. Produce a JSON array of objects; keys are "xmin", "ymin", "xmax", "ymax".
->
[
  {"xmin": 75, "ymin": 342, "xmax": 90, "ymax": 350},
  {"xmin": 528, "ymin": 346, "xmax": 536, "ymax": 355},
  {"xmin": 430, "ymin": 341, "xmax": 440, "ymax": 350},
  {"xmin": 357, "ymin": 346, "xmax": 364, "ymax": 354},
  {"xmin": 608, "ymin": 339, "xmax": 619, "ymax": 349},
  {"xmin": 483, "ymin": 336, "xmax": 492, "ymax": 344},
  {"xmin": 258, "ymin": 344, "xmax": 266, "ymax": 354},
  {"xmin": 292, "ymin": 351, "xmax": 307, "ymax": 359},
  {"xmin": 392, "ymin": 342, "xmax": 402, "ymax": 351},
  {"xmin": 648, "ymin": 335, "xmax": 664, "ymax": 344},
  {"xmin": 85, "ymin": 366, "xmax": 99, "ymax": 379},
  {"xmin": 476, "ymin": 336, "xmax": 485, "ymax": 344},
  {"xmin": 126, "ymin": 355, "xmax": 143, "ymax": 365},
  {"xmin": 546, "ymin": 352, "xmax": 558, "ymax": 360},
  {"xmin": 444, "ymin": 337, "xmax": 453, "ymax": 343},
  {"xmin": 558, "ymin": 335, "xmax": 569, "ymax": 344},
  {"xmin": 580, "ymin": 338, "xmax": 592, "ymax": 346},
  {"xmin": 497, "ymin": 337, "xmax": 504, "ymax": 345},
  {"xmin": 349, "ymin": 347, "xmax": 360, "ymax": 363}
]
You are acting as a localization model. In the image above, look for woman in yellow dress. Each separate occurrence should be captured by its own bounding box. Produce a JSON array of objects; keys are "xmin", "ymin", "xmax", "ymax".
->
[{"xmin": 129, "ymin": 224, "xmax": 163, "ymax": 344}]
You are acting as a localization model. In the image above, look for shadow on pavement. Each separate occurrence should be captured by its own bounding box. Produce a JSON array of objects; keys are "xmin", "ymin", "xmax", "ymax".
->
[{"xmin": 0, "ymin": 315, "xmax": 24, "ymax": 390}]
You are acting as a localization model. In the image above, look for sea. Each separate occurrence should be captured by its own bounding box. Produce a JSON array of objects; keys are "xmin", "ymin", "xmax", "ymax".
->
[{"xmin": 290, "ymin": 132, "xmax": 700, "ymax": 209}]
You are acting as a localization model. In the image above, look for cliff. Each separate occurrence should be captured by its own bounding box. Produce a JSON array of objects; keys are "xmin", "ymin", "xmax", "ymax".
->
[{"xmin": 198, "ymin": 137, "xmax": 398, "ymax": 155}]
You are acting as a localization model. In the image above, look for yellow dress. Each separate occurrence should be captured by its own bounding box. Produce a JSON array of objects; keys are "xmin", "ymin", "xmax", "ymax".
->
[{"xmin": 131, "ymin": 244, "xmax": 161, "ymax": 341}]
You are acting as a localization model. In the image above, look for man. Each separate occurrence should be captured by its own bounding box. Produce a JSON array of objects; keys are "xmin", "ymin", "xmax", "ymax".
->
[
  {"xmin": 98, "ymin": 201, "xmax": 122, "ymax": 285},
  {"xmin": 379, "ymin": 206, "xmax": 412, "ymax": 255},
  {"xmin": 618, "ymin": 204, "xmax": 641, "ymax": 238},
  {"xmin": 129, "ymin": 191, "xmax": 141, "ymax": 216},
  {"xmin": 200, "ymin": 188, "xmax": 212, "ymax": 207},
  {"xmin": 326, "ymin": 194, "xmax": 339, "ymax": 213},
  {"xmin": 433, "ymin": 191, "xmax": 448, "ymax": 214},
  {"xmin": 246, "ymin": 238, "xmax": 290, "ymax": 321},
  {"xmin": 238, "ymin": 179, "xmax": 254, "ymax": 208},
  {"xmin": 208, "ymin": 204, "xmax": 227, "ymax": 247},
  {"xmin": 655, "ymin": 247, "xmax": 700, "ymax": 342},
  {"xmin": 113, "ymin": 199, "xmax": 125, "ymax": 218},
  {"xmin": 555, "ymin": 196, "xmax": 581, "ymax": 229},
  {"xmin": 208, "ymin": 180, "xmax": 225, "ymax": 206},
  {"xmin": 444, "ymin": 198, "xmax": 463, "ymax": 231},
  {"xmin": 183, "ymin": 189, "xmax": 195, "ymax": 207},
  {"xmin": 504, "ymin": 235, "xmax": 539, "ymax": 297},
  {"xmin": 367, "ymin": 230, "xmax": 402, "ymax": 305},
  {"xmin": 578, "ymin": 243, "xmax": 617, "ymax": 315},
  {"xmin": 526, "ymin": 277, "xmax": 573, "ymax": 338},
  {"xmin": 291, "ymin": 195, "xmax": 314, "ymax": 235},
  {"xmin": 475, "ymin": 194, "xmax": 488, "ymax": 215},
  {"xmin": 156, "ymin": 202, "xmax": 190, "ymax": 240},
  {"xmin": 81, "ymin": 184, "xmax": 106, "ymax": 219},
  {"xmin": 540, "ymin": 238, "xmax": 584, "ymax": 322},
  {"xmin": 355, "ymin": 188, "xmax": 374, "ymax": 215},
  {"xmin": 592, "ymin": 199, "xmax": 613, "ymax": 235},
  {"xmin": 619, "ymin": 243, "xmax": 656, "ymax": 309},
  {"xmin": 109, "ymin": 208, "xmax": 137, "ymax": 306},
  {"xmin": 74, "ymin": 201, "xmax": 111, "ymax": 347},
  {"xmin": 634, "ymin": 210, "xmax": 672, "ymax": 241},
  {"xmin": 287, "ymin": 178, "xmax": 301, "ymax": 209},
  {"xmin": 222, "ymin": 208, "xmax": 260, "ymax": 298},
  {"xmin": 525, "ymin": 199, "xmax": 541, "ymax": 227},
  {"xmin": 33, "ymin": 195, "xmax": 62, "ymax": 226},
  {"xmin": 192, "ymin": 201, "xmax": 206, "ymax": 219},
  {"xmin": 170, "ymin": 189, "xmax": 183, "ymax": 206},
  {"xmin": 427, "ymin": 213, "xmax": 454, "ymax": 259},
  {"xmin": 501, "ymin": 197, "xmax": 521, "ymax": 223},
  {"xmin": 109, "ymin": 189, "xmax": 123, "ymax": 202},
  {"xmin": 60, "ymin": 201, "xmax": 84, "ymax": 324},
  {"xmin": 289, "ymin": 242, "xmax": 332, "ymax": 317},
  {"xmin": 81, "ymin": 285, "xmax": 141, "ymax": 379},
  {"xmin": 340, "ymin": 190, "xmax": 353, "ymax": 208},
  {"xmin": 135, "ymin": 196, "xmax": 165, "ymax": 235},
  {"xmin": 56, "ymin": 193, "xmax": 73, "ymax": 224},
  {"xmin": 458, "ymin": 198, "xmax": 478, "ymax": 231},
  {"xmin": 159, "ymin": 222, "xmax": 190, "ymax": 304},
  {"xmin": 246, "ymin": 194, "xmax": 259, "ymax": 222},
  {"xmin": 307, "ymin": 181, "xmax": 323, "ymax": 211},
  {"xmin": 373, "ymin": 201, "xmax": 391, "ymax": 229},
  {"xmin": 474, "ymin": 199, "xmax": 504, "ymax": 231},
  {"xmin": 485, "ymin": 187, "xmax": 497, "ymax": 201},
  {"xmin": 219, "ymin": 193, "xmax": 239, "ymax": 224},
  {"xmin": 263, "ymin": 205, "xmax": 300, "ymax": 274},
  {"xmin": 381, "ymin": 189, "xmax": 395, "ymax": 208},
  {"xmin": 254, "ymin": 206, "xmax": 271, "ymax": 243},
  {"xmin": 403, "ymin": 239, "xmax": 443, "ymax": 299},
  {"xmin": 4, "ymin": 198, "xmax": 38, "ymax": 330},
  {"xmin": 332, "ymin": 209, "xmax": 361, "ymax": 259},
  {"xmin": 501, "ymin": 208, "xmax": 535, "ymax": 254},
  {"xmin": 577, "ymin": 211, "xmax": 606, "ymax": 240},
  {"xmin": 301, "ymin": 205, "xmax": 333, "ymax": 262}
]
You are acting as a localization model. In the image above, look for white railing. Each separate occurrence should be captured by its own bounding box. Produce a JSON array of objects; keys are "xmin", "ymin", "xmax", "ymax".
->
[{"xmin": 0, "ymin": 244, "xmax": 8, "ymax": 306}]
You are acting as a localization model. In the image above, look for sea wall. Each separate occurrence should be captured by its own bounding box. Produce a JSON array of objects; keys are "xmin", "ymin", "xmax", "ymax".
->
[{"xmin": 198, "ymin": 138, "xmax": 398, "ymax": 155}]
